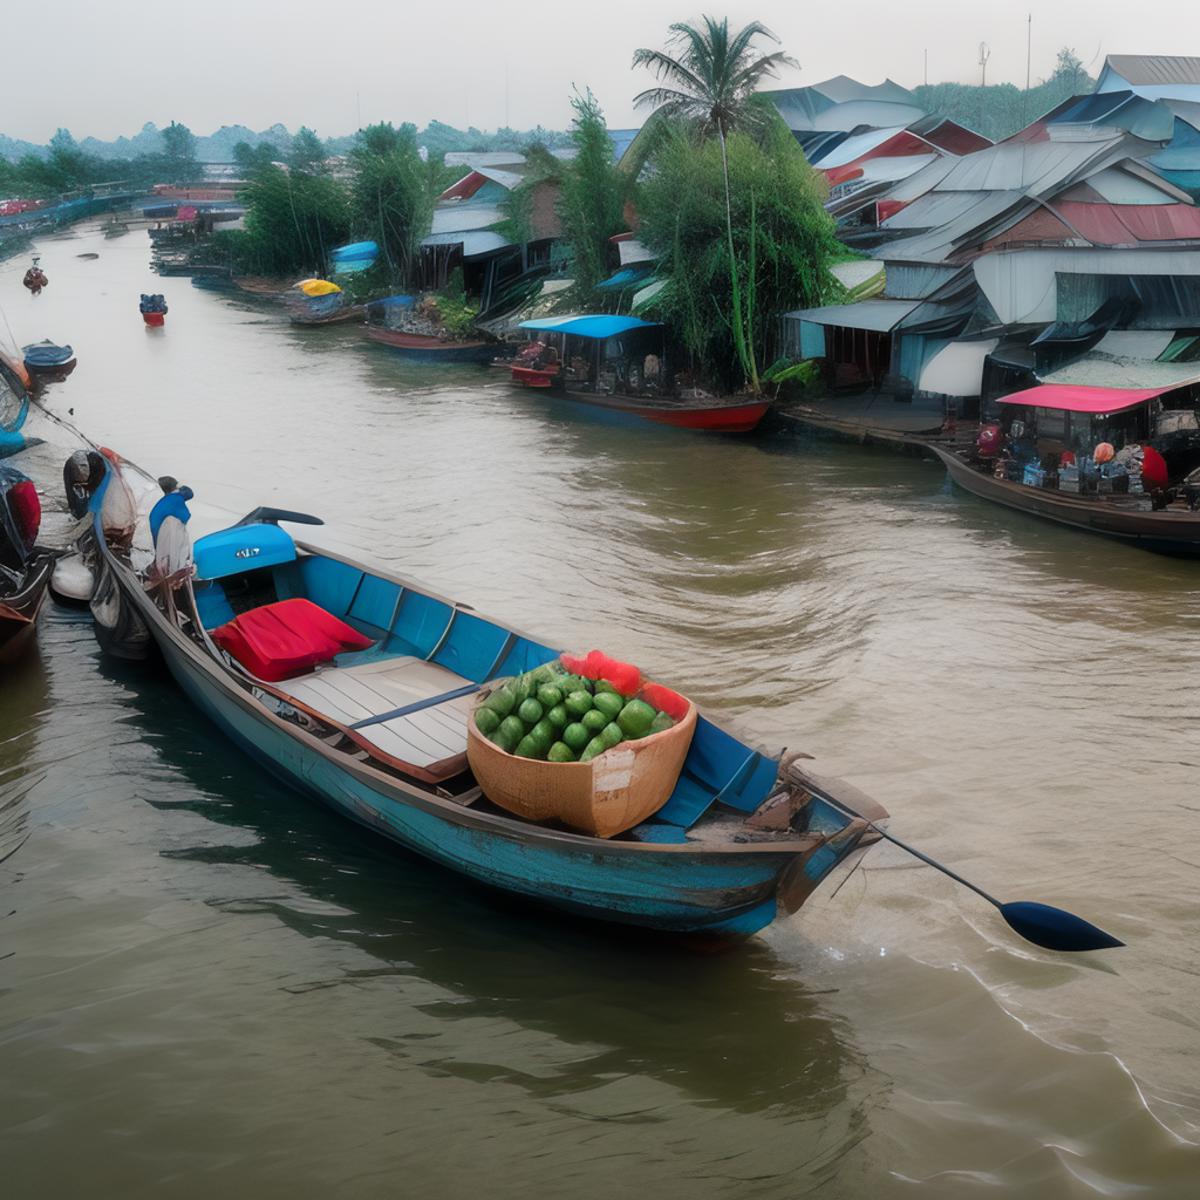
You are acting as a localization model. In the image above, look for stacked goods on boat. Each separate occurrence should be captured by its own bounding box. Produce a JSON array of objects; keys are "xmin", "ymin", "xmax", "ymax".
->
[
  {"xmin": 139, "ymin": 294, "xmax": 168, "ymax": 326},
  {"xmin": 467, "ymin": 650, "xmax": 696, "ymax": 837}
]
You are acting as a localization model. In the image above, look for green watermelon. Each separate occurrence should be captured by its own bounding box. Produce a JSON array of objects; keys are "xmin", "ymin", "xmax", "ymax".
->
[
  {"xmin": 599, "ymin": 722, "xmax": 624, "ymax": 749},
  {"xmin": 649, "ymin": 711, "xmax": 674, "ymax": 735},
  {"xmin": 562, "ymin": 722, "xmax": 590, "ymax": 752},
  {"xmin": 617, "ymin": 699, "xmax": 656, "ymax": 739},
  {"xmin": 515, "ymin": 733, "xmax": 547, "ymax": 760},
  {"xmin": 481, "ymin": 684, "xmax": 516, "ymax": 718},
  {"xmin": 579, "ymin": 736, "xmax": 608, "ymax": 762},
  {"xmin": 474, "ymin": 708, "xmax": 500, "ymax": 735},
  {"xmin": 546, "ymin": 703, "xmax": 569, "ymax": 729},
  {"xmin": 517, "ymin": 698, "xmax": 543, "ymax": 725},
  {"xmin": 536, "ymin": 684, "xmax": 563, "ymax": 709},
  {"xmin": 564, "ymin": 691, "xmax": 593, "ymax": 717},
  {"xmin": 592, "ymin": 692, "xmax": 623, "ymax": 720},
  {"xmin": 581, "ymin": 708, "xmax": 608, "ymax": 733},
  {"xmin": 547, "ymin": 741, "xmax": 576, "ymax": 763}
]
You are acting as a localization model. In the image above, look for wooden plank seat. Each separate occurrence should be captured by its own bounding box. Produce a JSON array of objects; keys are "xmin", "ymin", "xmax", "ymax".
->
[{"xmin": 278, "ymin": 656, "xmax": 478, "ymax": 783}]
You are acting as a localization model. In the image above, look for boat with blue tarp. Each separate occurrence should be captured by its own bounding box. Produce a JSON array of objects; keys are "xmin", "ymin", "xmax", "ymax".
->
[
  {"xmin": 512, "ymin": 315, "xmax": 772, "ymax": 433},
  {"xmin": 22, "ymin": 339, "xmax": 76, "ymax": 377},
  {"xmin": 62, "ymin": 447, "xmax": 886, "ymax": 941}
]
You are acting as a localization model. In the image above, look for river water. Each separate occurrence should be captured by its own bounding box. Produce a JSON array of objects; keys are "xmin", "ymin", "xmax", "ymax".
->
[{"xmin": 2, "ymin": 228, "xmax": 1200, "ymax": 1198}]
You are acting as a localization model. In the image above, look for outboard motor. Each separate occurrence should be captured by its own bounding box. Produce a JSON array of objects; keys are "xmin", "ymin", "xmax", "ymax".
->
[
  {"xmin": 0, "ymin": 465, "xmax": 41, "ymax": 592},
  {"xmin": 63, "ymin": 448, "xmax": 107, "ymax": 518}
]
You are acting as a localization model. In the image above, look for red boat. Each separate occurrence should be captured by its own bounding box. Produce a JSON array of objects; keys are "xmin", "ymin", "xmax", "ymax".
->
[
  {"xmin": 140, "ymin": 293, "xmax": 168, "ymax": 327},
  {"xmin": 513, "ymin": 315, "xmax": 770, "ymax": 434},
  {"xmin": 143, "ymin": 312, "xmax": 165, "ymax": 327}
]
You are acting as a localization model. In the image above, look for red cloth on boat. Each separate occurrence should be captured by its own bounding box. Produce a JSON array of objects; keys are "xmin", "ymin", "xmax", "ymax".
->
[
  {"xmin": 212, "ymin": 598, "xmax": 373, "ymax": 681},
  {"xmin": 1141, "ymin": 445, "xmax": 1169, "ymax": 491}
]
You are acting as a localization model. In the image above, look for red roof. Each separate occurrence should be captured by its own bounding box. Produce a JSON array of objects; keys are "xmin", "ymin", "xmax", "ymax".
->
[
  {"xmin": 438, "ymin": 171, "xmax": 487, "ymax": 202},
  {"xmin": 1057, "ymin": 201, "xmax": 1200, "ymax": 244},
  {"xmin": 999, "ymin": 384, "xmax": 1185, "ymax": 414}
]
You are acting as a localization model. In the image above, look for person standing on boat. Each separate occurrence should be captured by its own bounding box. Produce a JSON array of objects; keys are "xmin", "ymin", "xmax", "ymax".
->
[{"xmin": 22, "ymin": 259, "xmax": 47, "ymax": 296}]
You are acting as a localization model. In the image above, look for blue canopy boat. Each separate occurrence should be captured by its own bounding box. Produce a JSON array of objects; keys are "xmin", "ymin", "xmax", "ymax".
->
[
  {"xmin": 62, "ymin": 448, "xmax": 887, "ymax": 942},
  {"xmin": 0, "ymin": 355, "xmax": 36, "ymax": 459},
  {"xmin": 22, "ymin": 339, "xmax": 75, "ymax": 372}
]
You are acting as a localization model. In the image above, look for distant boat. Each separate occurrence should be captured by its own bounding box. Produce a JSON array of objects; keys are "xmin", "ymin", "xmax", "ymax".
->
[
  {"xmin": 22, "ymin": 340, "xmax": 76, "ymax": 375},
  {"xmin": 513, "ymin": 315, "xmax": 771, "ymax": 434},
  {"xmin": 365, "ymin": 326, "xmax": 497, "ymax": 363},
  {"xmin": 140, "ymin": 293, "xmax": 168, "ymax": 327}
]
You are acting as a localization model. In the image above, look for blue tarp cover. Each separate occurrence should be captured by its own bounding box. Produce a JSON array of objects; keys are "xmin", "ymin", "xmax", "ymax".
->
[
  {"xmin": 595, "ymin": 265, "xmax": 654, "ymax": 291},
  {"xmin": 519, "ymin": 315, "xmax": 660, "ymax": 339},
  {"xmin": 332, "ymin": 241, "xmax": 378, "ymax": 260}
]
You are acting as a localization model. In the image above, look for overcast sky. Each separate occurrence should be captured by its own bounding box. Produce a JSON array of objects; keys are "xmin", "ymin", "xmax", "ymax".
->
[{"xmin": 0, "ymin": 1, "xmax": 1182, "ymax": 144}]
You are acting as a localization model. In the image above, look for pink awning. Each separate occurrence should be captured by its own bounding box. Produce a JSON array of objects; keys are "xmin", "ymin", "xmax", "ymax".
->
[{"xmin": 998, "ymin": 384, "xmax": 1183, "ymax": 414}]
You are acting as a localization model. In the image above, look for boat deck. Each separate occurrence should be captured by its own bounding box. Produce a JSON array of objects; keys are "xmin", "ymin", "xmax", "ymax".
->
[{"xmin": 781, "ymin": 393, "xmax": 950, "ymax": 444}]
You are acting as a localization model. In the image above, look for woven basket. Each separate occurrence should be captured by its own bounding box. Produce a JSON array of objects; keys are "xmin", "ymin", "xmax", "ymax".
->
[{"xmin": 467, "ymin": 692, "xmax": 696, "ymax": 838}]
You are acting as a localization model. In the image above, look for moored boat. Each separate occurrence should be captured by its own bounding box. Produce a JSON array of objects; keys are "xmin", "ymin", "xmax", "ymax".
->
[
  {"xmin": 62, "ymin": 447, "xmax": 889, "ymax": 941},
  {"xmin": 22, "ymin": 339, "xmax": 76, "ymax": 376},
  {"xmin": 140, "ymin": 293, "xmax": 168, "ymax": 327},
  {"xmin": 513, "ymin": 315, "xmax": 771, "ymax": 434},
  {"xmin": 926, "ymin": 381, "xmax": 1200, "ymax": 556},
  {"xmin": 1, "ymin": 465, "xmax": 54, "ymax": 663},
  {"xmin": 365, "ymin": 326, "xmax": 497, "ymax": 363}
]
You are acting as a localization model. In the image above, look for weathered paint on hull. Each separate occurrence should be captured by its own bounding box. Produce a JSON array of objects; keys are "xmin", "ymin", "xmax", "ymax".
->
[
  {"xmin": 153, "ymin": 631, "xmax": 794, "ymax": 936},
  {"xmin": 0, "ymin": 553, "xmax": 53, "ymax": 664},
  {"xmin": 525, "ymin": 388, "xmax": 770, "ymax": 435}
]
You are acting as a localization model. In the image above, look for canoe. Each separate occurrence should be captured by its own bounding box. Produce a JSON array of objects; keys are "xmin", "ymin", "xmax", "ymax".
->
[
  {"xmin": 365, "ymin": 327, "xmax": 496, "ymax": 363},
  {"xmin": 928, "ymin": 443, "xmax": 1200, "ymax": 556},
  {"xmin": 64, "ymin": 448, "xmax": 886, "ymax": 941},
  {"xmin": 290, "ymin": 304, "xmax": 367, "ymax": 327}
]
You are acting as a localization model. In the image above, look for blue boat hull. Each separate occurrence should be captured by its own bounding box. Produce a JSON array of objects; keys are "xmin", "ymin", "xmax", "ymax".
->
[{"xmin": 154, "ymin": 628, "xmax": 796, "ymax": 936}]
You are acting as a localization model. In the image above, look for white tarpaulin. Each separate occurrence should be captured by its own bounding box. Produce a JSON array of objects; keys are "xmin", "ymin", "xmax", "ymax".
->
[
  {"xmin": 1092, "ymin": 330, "xmax": 1175, "ymax": 358},
  {"xmin": 618, "ymin": 239, "xmax": 654, "ymax": 266},
  {"xmin": 917, "ymin": 338, "xmax": 998, "ymax": 396}
]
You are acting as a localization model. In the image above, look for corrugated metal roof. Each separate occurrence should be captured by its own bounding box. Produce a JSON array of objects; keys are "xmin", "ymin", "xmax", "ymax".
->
[
  {"xmin": 816, "ymin": 126, "xmax": 910, "ymax": 168},
  {"xmin": 783, "ymin": 299, "xmax": 918, "ymax": 331},
  {"xmin": 429, "ymin": 204, "xmax": 505, "ymax": 235},
  {"xmin": 474, "ymin": 166, "xmax": 524, "ymax": 190},
  {"xmin": 1104, "ymin": 56, "xmax": 1200, "ymax": 87},
  {"xmin": 1078, "ymin": 166, "xmax": 1183, "ymax": 204},
  {"xmin": 421, "ymin": 230, "xmax": 512, "ymax": 255},
  {"xmin": 918, "ymin": 338, "xmax": 998, "ymax": 395}
]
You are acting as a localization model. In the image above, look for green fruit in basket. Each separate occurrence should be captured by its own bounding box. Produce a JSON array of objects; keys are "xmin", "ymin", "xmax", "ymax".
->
[
  {"xmin": 512, "ymin": 674, "xmax": 536, "ymax": 704},
  {"xmin": 563, "ymin": 722, "xmax": 590, "ymax": 752},
  {"xmin": 617, "ymin": 699, "xmax": 656, "ymax": 739},
  {"xmin": 514, "ymin": 734, "xmax": 547, "ymax": 760},
  {"xmin": 649, "ymin": 711, "xmax": 675, "ymax": 735},
  {"xmin": 517, "ymin": 698, "xmax": 544, "ymax": 725},
  {"xmin": 481, "ymin": 684, "xmax": 516, "ymax": 717},
  {"xmin": 474, "ymin": 708, "xmax": 501, "ymax": 735},
  {"xmin": 547, "ymin": 741, "xmax": 576, "ymax": 763},
  {"xmin": 536, "ymin": 684, "xmax": 563, "ymax": 709},
  {"xmin": 564, "ymin": 691, "xmax": 593, "ymax": 717},
  {"xmin": 599, "ymin": 721, "xmax": 624, "ymax": 749},
  {"xmin": 529, "ymin": 663, "xmax": 560, "ymax": 685},
  {"xmin": 592, "ymin": 692, "xmax": 623, "ymax": 719},
  {"xmin": 493, "ymin": 717, "xmax": 523, "ymax": 753},
  {"xmin": 581, "ymin": 708, "xmax": 608, "ymax": 733},
  {"xmin": 580, "ymin": 677, "xmax": 595, "ymax": 693},
  {"xmin": 580, "ymin": 736, "xmax": 608, "ymax": 762},
  {"xmin": 594, "ymin": 680, "xmax": 618, "ymax": 696},
  {"xmin": 529, "ymin": 718, "xmax": 556, "ymax": 748},
  {"xmin": 546, "ymin": 703, "xmax": 569, "ymax": 729}
]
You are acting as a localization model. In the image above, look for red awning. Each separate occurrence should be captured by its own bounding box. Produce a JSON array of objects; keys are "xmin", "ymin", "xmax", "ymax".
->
[{"xmin": 998, "ymin": 384, "xmax": 1185, "ymax": 414}]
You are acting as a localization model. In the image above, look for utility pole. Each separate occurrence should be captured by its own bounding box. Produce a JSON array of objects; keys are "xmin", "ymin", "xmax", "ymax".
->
[{"xmin": 979, "ymin": 42, "xmax": 991, "ymax": 88}]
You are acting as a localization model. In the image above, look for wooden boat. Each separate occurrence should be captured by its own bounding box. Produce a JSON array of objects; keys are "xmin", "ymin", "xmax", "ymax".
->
[
  {"xmin": 290, "ymin": 304, "xmax": 367, "ymax": 328},
  {"xmin": 1, "ymin": 465, "xmax": 54, "ymax": 663},
  {"xmin": 514, "ymin": 316, "xmax": 770, "ymax": 434},
  {"xmin": 365, "ymin": 327, "xmax": 497, "ymax": 363},
  {"xmin": 926, "ymin": 382, "xmax": 1200, "ymax": 555},
  {"xmin": 0, "ymin": 357, "xmax": 33, "ymax": 460},
  {"xmin": 63, "ymin": 447, "xmax": 886, "ymax": 941}
]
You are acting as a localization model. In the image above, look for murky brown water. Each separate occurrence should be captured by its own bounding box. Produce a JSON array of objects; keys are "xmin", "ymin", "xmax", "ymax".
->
[{"xmin": 3, "ymin": 228, "xmax": 1200, "ymax": 1198}]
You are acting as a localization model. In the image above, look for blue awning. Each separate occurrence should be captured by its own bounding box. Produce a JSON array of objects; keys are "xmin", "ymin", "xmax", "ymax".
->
[{"xmin": 519, "ymin": 315, "xmax": 661, "ymax": 339}]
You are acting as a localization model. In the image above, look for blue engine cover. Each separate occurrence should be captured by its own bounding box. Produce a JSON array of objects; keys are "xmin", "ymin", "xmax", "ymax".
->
[{"xmin": 193, "ymin": 523, "xmax": 297, "ymax": 580}]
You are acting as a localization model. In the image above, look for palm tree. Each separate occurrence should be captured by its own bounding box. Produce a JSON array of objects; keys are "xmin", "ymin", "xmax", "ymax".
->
[{"xmin": 632, "ymin": 17, "xmax": 796, "ymax": 391}]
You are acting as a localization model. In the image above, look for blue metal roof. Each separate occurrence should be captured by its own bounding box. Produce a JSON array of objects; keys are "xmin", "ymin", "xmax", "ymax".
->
[{"xmin": 519, "ymin": 315, "xmax": 661, "ymax": 339}]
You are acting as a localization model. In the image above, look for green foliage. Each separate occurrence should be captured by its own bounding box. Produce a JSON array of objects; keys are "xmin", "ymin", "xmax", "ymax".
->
[
  {"xmin": 288, "ymin": 127, "xmax": 328, "ymax": 174},
  {"xmin": 638, "ymin": 118, "xmax": 842, "ymax": 391},
  {"xmin": 434, "ymin": 268, "xmax": 479, "ymax": 336},
  {"xmin": 913, "ymin": 46, "xmax": 1097, "ymax": 142},
  {"xmin": 233, "ymin": 164, "xmax": 350, "ymax": 277},
  {"xmin": 161, "ymin": 121, "xmax": 198, "ymax": 183},
  {"xmin": 348, "ymin": 122, "xmax": 435, "ymax": 286},
  {"xmin": 497, "ymin": 141, "xmax": 561, "ymax": 247},
  {"xmin": 556, "ymin": 90, "xmax": 627, "ymax": 297},
  {"xmin": 233, "ymin": 140, "xmax": 281, "ymax": 175}
]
